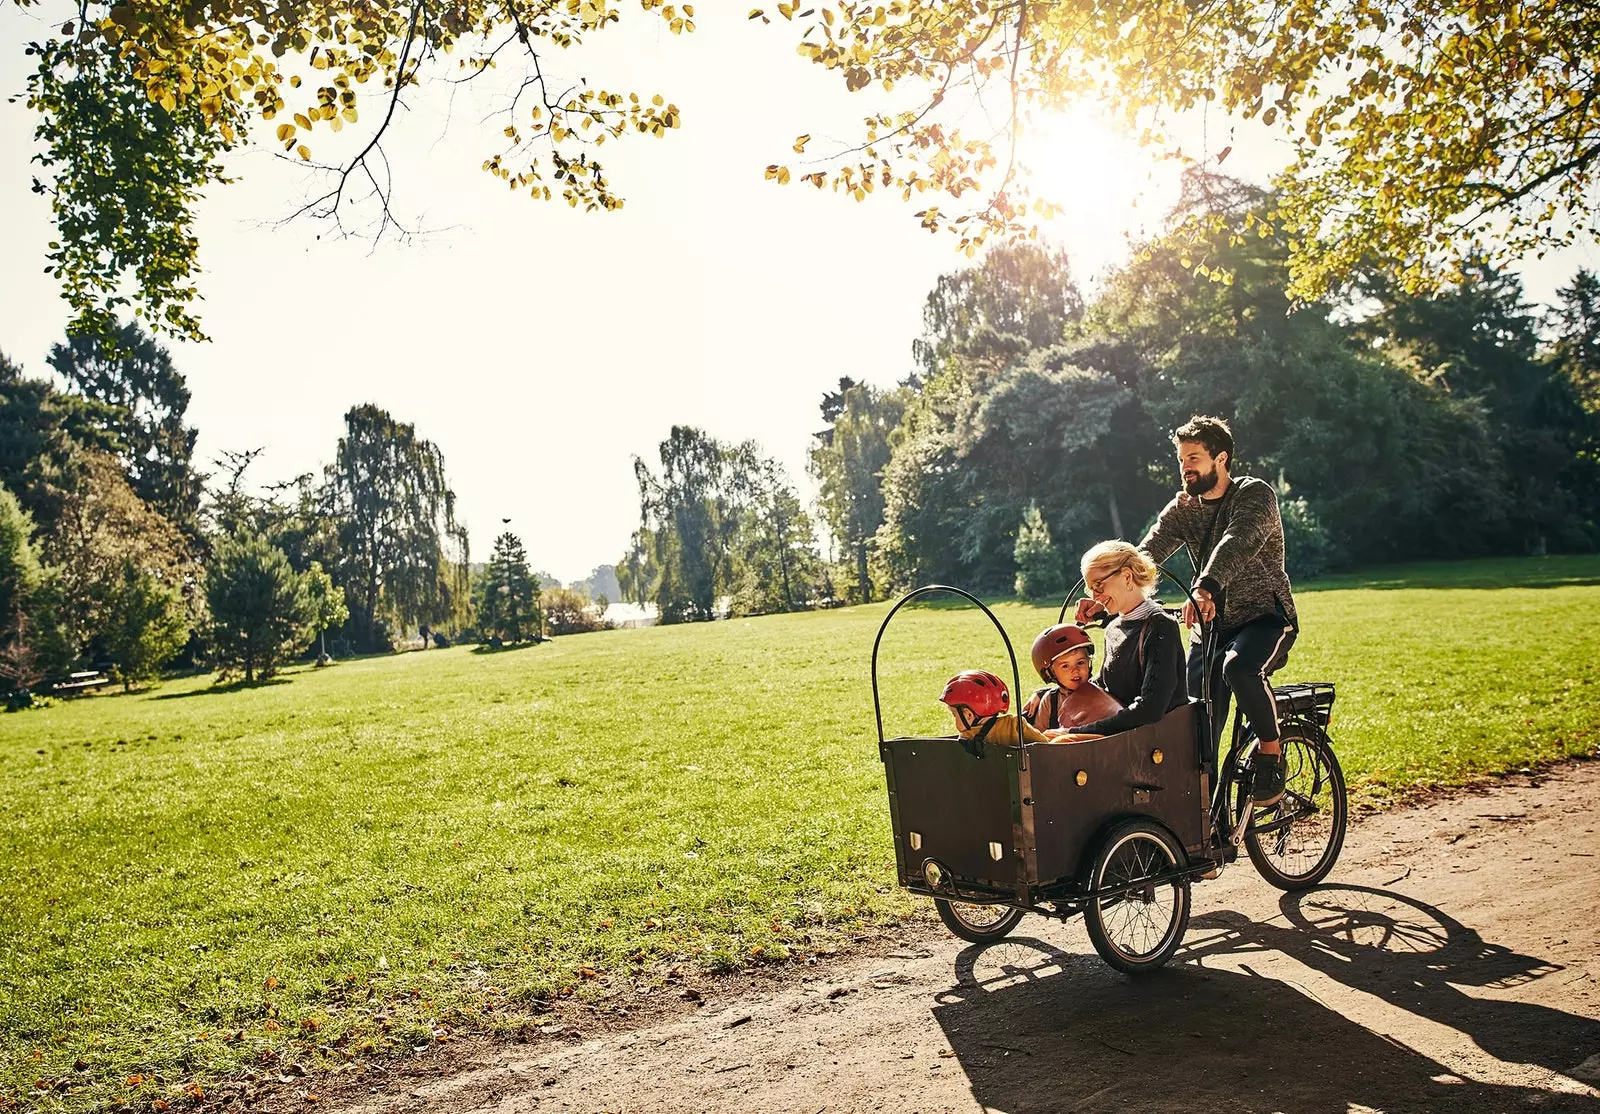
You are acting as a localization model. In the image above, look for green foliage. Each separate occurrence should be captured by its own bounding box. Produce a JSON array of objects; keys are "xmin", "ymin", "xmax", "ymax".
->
[
  {"xmin": 1550, "ymin": 270, "xmax": 1600, "ymax": 414},
  {"xmin": 330, "ymin": 405, "xmax": 466, "ymax": 650},
  {"xmin": 302, "ymin": 561, "xmax": 349, "ymax": 659},
  {"xmin": 730, "ymin": 458, "xmax": 824, "ymax": 616},
  {"xmin": 21, "ymin": 2, "xmax": 689, "ymax": 345},
  {"xmin": 765, "ymin": 2, "xmax": 1600, "ymax": 298},
  {"xmin": 0, "ymin": 556, "xmax": 1596, "ymax": 1112},
  {"xmin": 0, "ymin": 485, "xmax": 43, "ymax": 693},
  {"xmin": 100, "ymin": 560, "xmax": 188, "ymax": 690},
  {"xmin": 205, "ymin": 533, "xmax": 312, "ymax": 682},
  {"xmin": 477, "ymin": 532, "xmax": 540, "ymax": 643},
  {"xmin": 37, "ymin": 450, "xmax": 194, "ymax": 672},
  {"xmin": 0, "ymin": 351, "xmax": 121, "ymax": 534},
  {"xmin": 808, "ymin": 379, "xmax": 906, "ymax": 604},
  {"xmin": 24, "ymin": 38, "xmax": 232, "ymax": 343},
  {"xmin": 631, "ymin": 427, "xmax": 747, "ymax": 624},
  {"xmin": 48, "ymin": 321, "xmax": 202, "ymax": 539},
  {"xmin": 1013, "ymin": 502, "xmax": 1064, "ymax": 602},
  {"xmin": 540, "ymin": 586, "xmax": 605, "ymax": 636},
  {"xmin": 912, "ymin": 244, "xmax": 1084, "ymax": 380}
]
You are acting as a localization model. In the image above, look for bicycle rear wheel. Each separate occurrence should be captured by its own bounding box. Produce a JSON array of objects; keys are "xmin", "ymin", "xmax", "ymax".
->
[{"xmin": 1234, "ymin": 725, "xmax": 1348, "ymax": 890}]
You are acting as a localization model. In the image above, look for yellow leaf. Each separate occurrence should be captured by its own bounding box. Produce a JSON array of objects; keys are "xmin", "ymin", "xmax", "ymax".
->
[
  {"xmin": 342, "ymin": 106, "xmax": 358, "ymax": 123},
  {"xmin": 294, "ymin": 112, "xmax": 311, "ymax": 130},
  {"xmin": 296, "ymin": 144, "xmax": 310, "ymax": 161},
  {"xmin": 275, "ymin": 123, "xmax": 295, "ymax": 142}
]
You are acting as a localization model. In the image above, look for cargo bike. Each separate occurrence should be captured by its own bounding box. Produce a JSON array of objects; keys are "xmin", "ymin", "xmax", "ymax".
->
[{"xmin": 870, "ymin": 573, "xmax": 1347, "ymax": 974}]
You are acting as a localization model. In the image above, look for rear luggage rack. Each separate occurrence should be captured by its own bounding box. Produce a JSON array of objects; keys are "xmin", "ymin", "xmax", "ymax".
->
[{"xmin": 1272, "ymin": 681, "xmax": 1336, "ymax": 726}]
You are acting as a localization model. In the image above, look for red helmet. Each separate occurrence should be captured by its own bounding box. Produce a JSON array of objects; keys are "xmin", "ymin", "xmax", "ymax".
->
[
  {"xmin": 1031, "ymin": 624, "xmax": 1094, "ymax": 680},
  {"xmin": 939, "ymin": 670, "xmax": 1011, "ymax": 720}
]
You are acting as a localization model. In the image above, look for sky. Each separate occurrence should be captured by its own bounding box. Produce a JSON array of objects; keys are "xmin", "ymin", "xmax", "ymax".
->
[{"xmin": 4, "ymin": 6, "xmax": 1598, "ymax": 583}]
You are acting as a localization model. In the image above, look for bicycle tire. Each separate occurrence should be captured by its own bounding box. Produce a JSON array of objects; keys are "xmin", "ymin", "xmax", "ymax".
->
[
  {"xmin": 933, "ymin": 898, "xmax": 1025, "ymax": 943},
  {"xmin": 1225, "ymin": 724, "xmax": 1348, "ymax": 891}
]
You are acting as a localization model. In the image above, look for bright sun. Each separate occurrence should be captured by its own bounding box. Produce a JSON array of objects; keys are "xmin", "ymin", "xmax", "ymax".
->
[{"xmin": 1020, "ymin": 105, "xmax": 1177, "ymax": 283}]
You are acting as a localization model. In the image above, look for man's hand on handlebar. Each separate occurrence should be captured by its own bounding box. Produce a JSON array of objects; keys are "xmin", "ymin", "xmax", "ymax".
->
[{"xmin": 1182, "ymin": 587, "xmax": 1217, "ymax": 629}]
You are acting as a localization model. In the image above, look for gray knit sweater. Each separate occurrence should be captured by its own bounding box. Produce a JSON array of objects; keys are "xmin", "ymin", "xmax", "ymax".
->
[{"xmin": 1140, "ymin": 475, "xmax": 1298, "ymax": 631}]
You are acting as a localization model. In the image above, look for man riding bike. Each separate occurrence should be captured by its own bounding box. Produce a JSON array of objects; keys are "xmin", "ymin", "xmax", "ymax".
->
[{"xmin": 1076, "ymin": 415, "xmax": 1297, "ymax": 805}]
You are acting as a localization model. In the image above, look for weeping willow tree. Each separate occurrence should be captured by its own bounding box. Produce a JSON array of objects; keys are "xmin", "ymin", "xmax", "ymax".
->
[{"xmin": 328, "ymin": 404, "xmax": 465, "ymax": 649}]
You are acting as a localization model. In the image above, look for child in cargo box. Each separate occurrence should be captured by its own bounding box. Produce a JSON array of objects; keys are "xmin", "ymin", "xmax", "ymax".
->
[
  {"xmin": 939, "ymin": 669, "xmax": 1049, "ymax": 746},
  {"xmin": 1022, "ymin": 623, "xmax": 1125, "ymax": 736}
]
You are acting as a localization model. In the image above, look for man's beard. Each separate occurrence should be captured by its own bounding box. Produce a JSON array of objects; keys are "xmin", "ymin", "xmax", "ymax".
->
[{"xmin": 1183, "ymin": 466, "xmax": 1220, "ymax": 495}]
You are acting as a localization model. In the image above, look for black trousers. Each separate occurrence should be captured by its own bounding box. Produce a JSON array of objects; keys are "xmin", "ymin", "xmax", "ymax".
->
[{"xmin": 1188, "ymin": 613, "xmax": 1297, "ymax": 756}]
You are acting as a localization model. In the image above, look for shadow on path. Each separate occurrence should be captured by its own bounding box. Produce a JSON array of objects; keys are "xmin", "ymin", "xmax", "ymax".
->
[{"xmin": 932, "ymin": 886, "xmax": 1599, "ymax": 1112}]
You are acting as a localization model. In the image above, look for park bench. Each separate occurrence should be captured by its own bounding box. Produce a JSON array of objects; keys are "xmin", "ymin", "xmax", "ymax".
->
[{"xmin": 53, "ymin": 669, "xmax": 111, "ymax": 695}]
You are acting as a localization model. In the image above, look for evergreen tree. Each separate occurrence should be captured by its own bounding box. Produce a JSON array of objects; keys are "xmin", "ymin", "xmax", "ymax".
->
[
  {"xmin": 478, "ymin": 532, "xmax": 539, "ymax": 643},
  {"xmin": 206, "ymin": 534, "xmax": 312, "ymax": 682},
  {"xmin": 48, "ymin": 322, "xmax": 202, "ymax": 540},
  {"xmin": 101, "ymin": 559, "xmax": 188, "ymax": 690},
  {"xmin": 1013, "ymin": 503, "xmax": 1065, "ymax": 602}
]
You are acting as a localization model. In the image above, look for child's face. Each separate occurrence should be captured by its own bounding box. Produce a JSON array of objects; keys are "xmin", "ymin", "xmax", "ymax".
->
[
  {"xmin": 1049, "ymin": 648, "xmax": 1092, "ymax": 691},
  {"xmin": 947, "ymin": 704, "xmax": 980, "ymax": 736}
]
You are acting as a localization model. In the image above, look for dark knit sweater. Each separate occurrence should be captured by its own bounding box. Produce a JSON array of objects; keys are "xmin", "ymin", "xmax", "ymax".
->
[
  {"xmin": 1140, "ymin": 475, "xmax": 1298, "ymax": 631},
  {"xmin": 1076, "ymin": 610, "xmax": 1189, "ymax": 736}
]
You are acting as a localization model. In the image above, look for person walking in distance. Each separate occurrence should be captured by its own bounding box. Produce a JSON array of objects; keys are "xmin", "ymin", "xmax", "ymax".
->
[{"xmin": 1076, "ymin": 415, "xmax": 1297, "ymax": 804}]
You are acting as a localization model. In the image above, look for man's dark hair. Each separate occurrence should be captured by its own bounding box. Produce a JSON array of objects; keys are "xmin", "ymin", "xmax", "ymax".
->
[{"xmin": 1172, "ymin": 415, "xmax": 1234, "ymax": 465}]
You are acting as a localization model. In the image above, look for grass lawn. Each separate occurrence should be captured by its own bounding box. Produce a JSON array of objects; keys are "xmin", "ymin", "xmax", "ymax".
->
[{"xmin": 2, "ymin": 554, "xmax": 1598, "ymax": 1110}]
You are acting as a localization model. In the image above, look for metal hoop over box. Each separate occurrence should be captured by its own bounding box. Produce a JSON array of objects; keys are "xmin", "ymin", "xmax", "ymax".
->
[{"xmin": 870, "ymin": 580, "xmax": 1210, "ymax": 911}]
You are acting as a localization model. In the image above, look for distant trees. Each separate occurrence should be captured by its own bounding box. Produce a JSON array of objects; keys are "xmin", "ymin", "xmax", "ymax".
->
[
  {"xmin": 845, "ymin": 171, "xmax": 1600, "ymax": 597},
  {"xmin": 808, "ymin": 378, "xmax": 905, "ymax": 604},
  {"xmin": 477, "ymin": 532, "xmax": 540, "ymax": 644},
  {"xmin": 1013, "ymin": 504, "xmax": 1064, "ymax": 602},
  {"xmin": 303, "ymin": 561, "xmax": 348, "ymax": 663},
  {"xmin": 540, "ymin": 587, "xmax": 607, "ymax": 635},
  {"xmin": 0, "ymin": 485, "xmax": 43, "ymax": 692},
  {"xmin": 629, "ymin": 427, "xmax": 824, "ymax": 622},
  {"xmin": 206, "ymin": 534, "xmax": 312, "ymax": 682},
  {"xmin": 48, "ymin": 322, "xmax": 202, "ymax": 540},
  {"xmin": 330, "ymin": 405, "xmax": 467, "ymax": 650},
  {"xmin": 101, "ymin": 560, "xmax": 188, "ymax": 690}
]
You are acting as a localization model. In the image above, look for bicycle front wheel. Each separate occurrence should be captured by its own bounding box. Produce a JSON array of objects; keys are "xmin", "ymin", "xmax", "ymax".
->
[
  {"xmin": 1239, "ymin": 725, "xmax": 1348, "ymax": 890},
  {"xmin": 1083, "ymin": 819, "xmax": 1191, "ymax": 974}
]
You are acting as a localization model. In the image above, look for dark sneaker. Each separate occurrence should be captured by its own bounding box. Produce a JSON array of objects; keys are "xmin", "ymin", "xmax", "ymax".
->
[{"xmin": 1252, "ymin": 750, "xmax": 1286, "ymax": 807}]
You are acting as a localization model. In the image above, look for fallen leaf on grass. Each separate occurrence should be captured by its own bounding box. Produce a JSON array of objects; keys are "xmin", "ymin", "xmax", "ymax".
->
[
  {"xmin": 126, "ymin": 1076, "xmax": 145, "ymax": 1088},
  {"xmin": 184, "ymin": 1084, "xmax": 204, "ymax": 1100},
  {"xmin": 152, "ymin": 1101, "xmax": 169, "ymax": 1111},
  {"xmin": 264, "ymin": 978, "xmax": 279, "ymax": 991}
]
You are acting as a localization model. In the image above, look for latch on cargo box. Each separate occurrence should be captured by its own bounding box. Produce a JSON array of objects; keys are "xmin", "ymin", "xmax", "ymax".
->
[{"xmin": 1131, "ymin": 784, "xmax": 1164, "ymax": 805}]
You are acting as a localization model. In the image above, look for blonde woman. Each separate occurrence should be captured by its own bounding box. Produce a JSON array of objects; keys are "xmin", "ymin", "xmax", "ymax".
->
[{"xmin": 1052, "ymin": 541, "xmax": 1189, "ymax": 742}]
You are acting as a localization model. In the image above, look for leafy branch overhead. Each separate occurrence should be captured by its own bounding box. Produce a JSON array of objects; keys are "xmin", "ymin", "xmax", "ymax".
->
[
  {"xmin": 21, "ymin": 0, "xmax": 694, "ymax": 341},
  {"xmin": 752, "ymin": 0, "xmax": 1600, "ymax": 297}
]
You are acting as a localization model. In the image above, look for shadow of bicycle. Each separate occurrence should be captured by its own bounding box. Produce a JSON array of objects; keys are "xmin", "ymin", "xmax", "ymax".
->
[{"xmin": 931, "ymin": 886, "xmax": 1599, "ymax": 1112}]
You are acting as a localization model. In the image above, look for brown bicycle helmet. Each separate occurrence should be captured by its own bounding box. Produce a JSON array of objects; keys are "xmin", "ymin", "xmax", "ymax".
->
[{"xmin": 1030, "ymin": 623, "xmax": 1094, "ymax": 681}]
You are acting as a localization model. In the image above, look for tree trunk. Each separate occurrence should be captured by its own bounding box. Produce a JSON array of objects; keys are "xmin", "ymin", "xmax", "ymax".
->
[
  {"xmin": 244, "ymin": 631, "xmax": 254, "ymax": 683},
  {"xmin": 855, "ymin": 542, "xmax": 872, "ymax": 603},
  {"xmin": 1108, "ymin": 491, "xmax": 1125, "ymax": 539}
]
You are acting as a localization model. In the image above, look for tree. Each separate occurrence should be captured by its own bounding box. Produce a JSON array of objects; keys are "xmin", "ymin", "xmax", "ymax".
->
[
  {"xmin": 38, "ymin": 449, "xmax": 195, "ymax": 669},
  {"xmin": 731, "ymin": 457, "xmax": 824, "ymax": 616},
  {"xmin": 329, "ymin": 405, "xmax": 463, "ymax": 650},
  {"xmin": 913, "ymin": 244, "xmax": 1083, "ymax": 380},
  {"xmin": 206, "ymin": 533, "xmax": 312, "ymax": 682},
  {"xmin": 540, "ymin": 586, "xmax": 606, "ymax": 635},
  {"xmin": 0, "ymin": 351, "xmax": 121, "ymax": 534},
  {"xmin": 808, "ymin": 380, "xmax": 906, "ymax": 604},
  {"xmin": 631, "ymin": 427, "xmax": 749, "ymax": 623},
  {"xmin": 48, "ymin": 321, "xmax": 202, "ymax": 538},
  {"xmin": 100, "ymin": 559, "xmax": 188, "ymax": 689},
  {"xmin": 303, "ymin": 561, "xmax": 349, "ymax": 664},
  {"xmin": 1548, "ymin": 270, "xmax": 1600, "ymax": 414},
  {"xmin": 23, "ymin": 4, "xmax": 690, "ymax": 344},
  {"xmin": 1013, "ymin": 503, "xmax": 1064, "ymax": 602},
  {"xmin": 0, "ymin": 484, "xmax": 43, "ymax": 694},
  {"xmin": 477, "ymin": 531, "xmax": 539, "ymax": 644},
  {"xmin": 758, "ymin": 2, "xmax": 1600, "ymax": 300}
]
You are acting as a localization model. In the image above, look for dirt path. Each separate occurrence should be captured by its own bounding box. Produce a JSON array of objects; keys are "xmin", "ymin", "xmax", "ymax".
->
[{"xmin": 321, "ymin": 762, "xmax": 1600, "ymax": 1113}]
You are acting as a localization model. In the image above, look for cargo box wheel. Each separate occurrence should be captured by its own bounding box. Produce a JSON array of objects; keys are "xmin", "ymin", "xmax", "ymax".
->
[
  {"xmin": 1083, "ymin": 819, "xmax": 1191, "ymax": 974},
  {"xmin": 933, "ymin": 898, "xmax": 1025, "ymax": 943}
]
